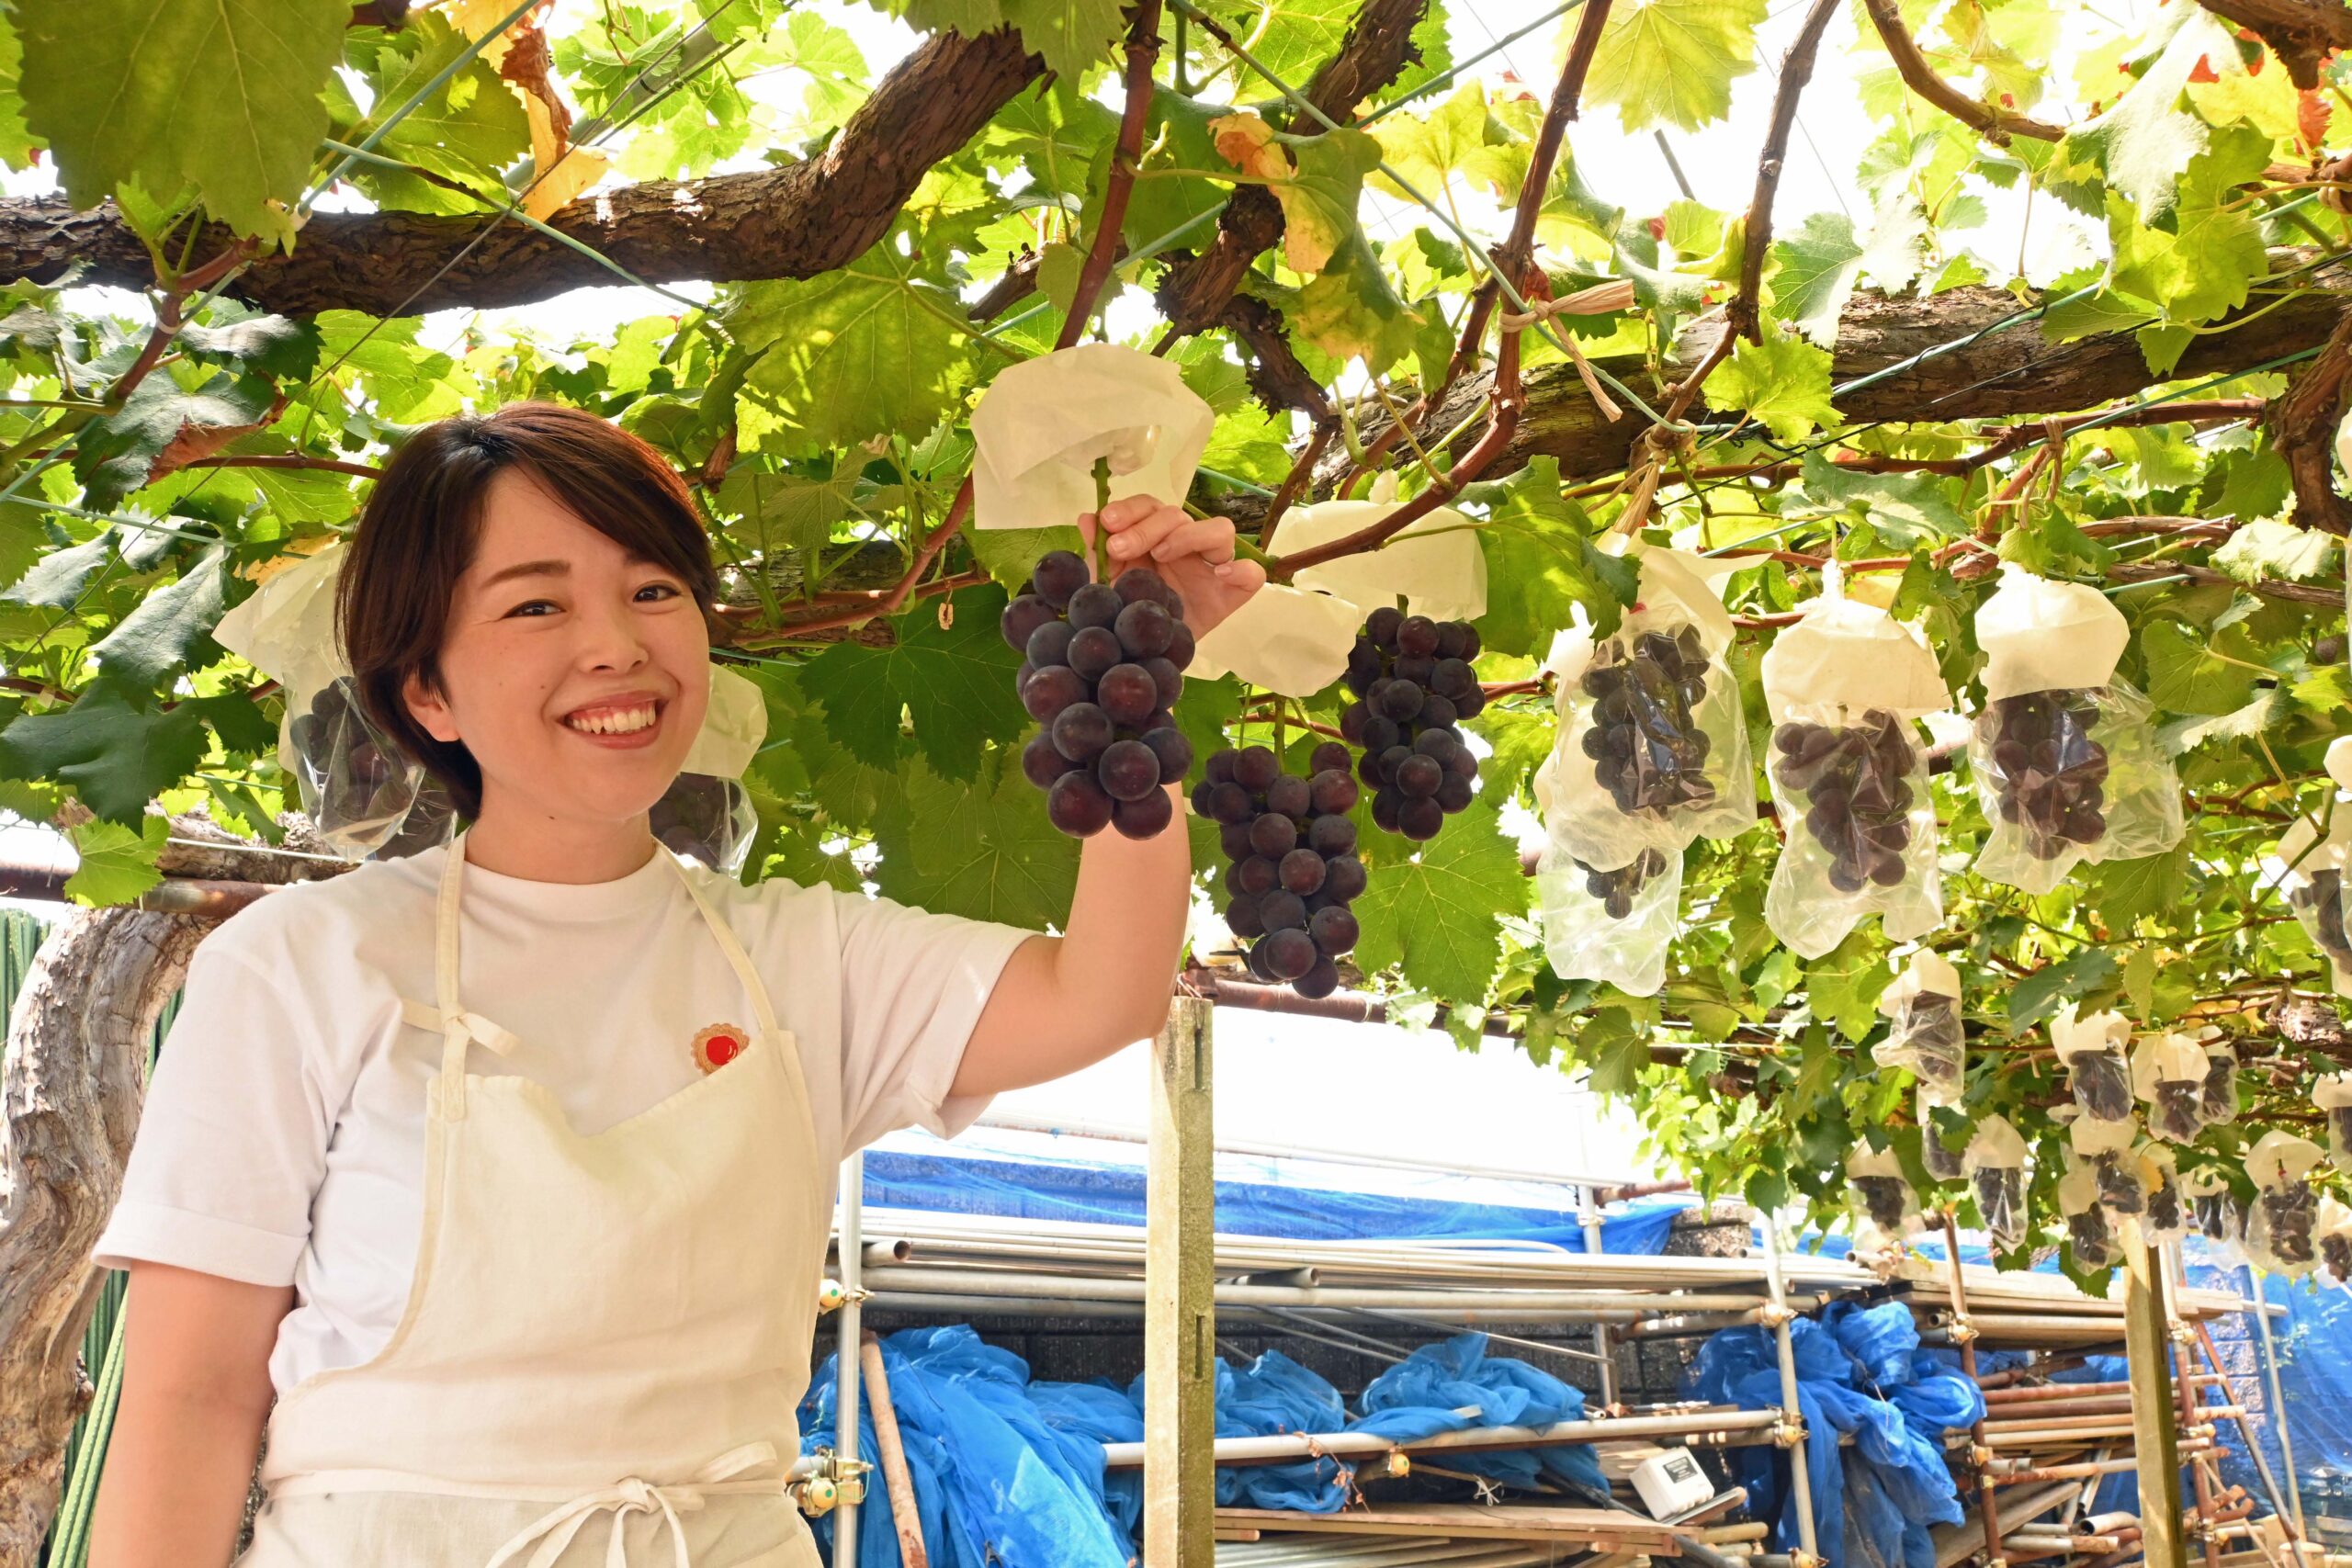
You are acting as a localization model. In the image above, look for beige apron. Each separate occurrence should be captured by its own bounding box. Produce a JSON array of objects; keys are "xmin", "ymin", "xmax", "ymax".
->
[{"xmin": 236, "ymin": 828, "xmax": 831, "ymax": 1567}]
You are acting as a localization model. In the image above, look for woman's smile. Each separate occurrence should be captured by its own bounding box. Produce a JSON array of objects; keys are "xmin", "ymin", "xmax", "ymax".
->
[{"xmin": 559, "ymin": 693, "xmax": 670, "ymax": 749}]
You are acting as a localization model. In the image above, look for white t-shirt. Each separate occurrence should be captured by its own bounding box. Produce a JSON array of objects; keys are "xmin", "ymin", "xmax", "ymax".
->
[{"xmin": 90, "ymin": 838, "xmax": 1035, "ymax": 1396}]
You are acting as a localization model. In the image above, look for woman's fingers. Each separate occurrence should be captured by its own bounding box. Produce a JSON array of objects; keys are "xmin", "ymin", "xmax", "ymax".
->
[
  {"xmin": 1142, "ymin": 516, "xmax": 1238, "ymax": 564},
  {"xmin": 1096, "ymin": 492, "xmax": 1167, "ymax": 534},
  {"xmin": 1103, "ymin": 503, "xmax": 1198, "ymax": 562}
]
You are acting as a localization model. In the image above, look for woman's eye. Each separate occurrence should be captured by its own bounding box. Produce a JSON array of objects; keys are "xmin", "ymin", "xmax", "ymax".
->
[
  {"xmin": 639, "ymin": 582, "xmax": 682, "ymax": 602},
  {"xmin": 507, "ymin": 600, "xmax": 558, "ymax": 617}
]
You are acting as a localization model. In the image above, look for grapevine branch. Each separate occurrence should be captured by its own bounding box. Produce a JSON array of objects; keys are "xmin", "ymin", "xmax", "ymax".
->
[
  {"xmin": 2192, "ymin": 0, "xmax": 2352, "ymax": 89},
  {"xmin": 1727, "ymin": 0, "xmax": 1839, "ymax": 348},
  {"xmin": 1857, "ymin": 0, "xmax": 2065, "ymax": 146},
  {"xmin": 1265, "ymin": 1, "xmax": 1614, "ymax": 580},
  {"xmin": 2266, "ymin": 304, "xmax": 2352, "ymax": 536},
  {"xmin": 733, "ymin": 3, "xmax": 1165, "ymax": 646}
]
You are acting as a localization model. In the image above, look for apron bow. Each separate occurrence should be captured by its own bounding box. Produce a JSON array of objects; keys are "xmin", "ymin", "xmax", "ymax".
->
[
  {"xmin": 478, "ymin": 1441, "xmax": 779, "ymax": 1568},
  {"xmin": 400, "ymin": 996, "xmax": 524, "ymax": 1055}
]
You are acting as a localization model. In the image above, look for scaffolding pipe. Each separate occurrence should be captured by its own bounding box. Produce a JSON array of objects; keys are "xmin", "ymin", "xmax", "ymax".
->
[
  {"xmin": 857, "ymin": 1266, "xmax": 1775, "ymax": 1315},
  {"xmin": 1583, "ymin": 1194, "xmax": 1618, "ymax": 1408},
  {"xmin": 1759, "ymin": 1217, "xmax": 1820, "ymax": 1566},
  {"xmin": 2247, "ymin": 1270, "xmax": 2308, "ymax": 1545},
  {"xmin": 2188, "ymin": 1319, "xmax": 2300, "ymax": 1543},
  {"xmin": 834, "ymin": 1150, "xmax": 865, "ymax": 1564},
  {"xmin": 1099, "ymin": 1407, "xmax": 1784, "ymax": 1468},
  {"xmin": 1941, "ymin": 1211, "xmax": 2004, "ymax": 1568}
]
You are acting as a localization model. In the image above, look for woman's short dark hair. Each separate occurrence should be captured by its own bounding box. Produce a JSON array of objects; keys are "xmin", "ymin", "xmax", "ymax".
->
[{"xmin": 335, "ymin": 401, "xmax": 723, "ymax": 820}]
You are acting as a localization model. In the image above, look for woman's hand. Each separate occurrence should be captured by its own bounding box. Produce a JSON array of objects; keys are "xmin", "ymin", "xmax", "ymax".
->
[{"xmin": 1080, "ymin": 494, "xmax": 1266, "ymax": 637}]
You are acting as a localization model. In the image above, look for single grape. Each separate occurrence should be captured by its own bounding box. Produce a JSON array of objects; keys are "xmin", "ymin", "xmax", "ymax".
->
[
  {"xmin": 1295, "ymin": 954, "xmax": 1341, "ymax": 998},
  {"xmin": 1114, "ymin": 600, "xmax": 1176, "ymax": 660},
  {"xmin": 1249, "ymin": 812, "xmax": 1298, "ymax": 859},
  {"xmin": 1143, "ymin": 656, "xmax": 1183, "ymax": 709},
  {"xmin": 1165, "ymin": 620, "xmax": 1196, "ymax": 671},
  {"xmin": 1396, "ymin": 754, "xmax": 1443, "ymax": 799},
  {"xmin": 1307, "ymin": 814, "xmax": 1356, "ymax": 857},
  {"xmin": 1265, "ymin": 773, "xmax": 1311, "ymax": 821},
  {"xmin": 1098, "ymin": 663, "xmax": 1159, "ymax": 727},
  {"xmin": 1033, "ymin": 551, "xmax": 1089, "ymax": 609},
  {"xmin": 1366, "ymin": 606, "xmax": 1404, "ymax": 645},
  {"xmin": 1206, "ymin": 750, "xmax": 1238, "ymax": 785},
  {"xmin": 1021, "ymin": 666, "xmax": 1086, "ymax": 722},
  {"xmin": 1435, "ymin": 774, "xmax": 1474, "ymax": 812},
  {"xmin": 1233, "ymin": 746, "xmax": 1280, "ymax": 793},
  {"xmin": 1433, "ymin": 623, "xmax": 1467, "ymax": 660},
  {"xmin": 1098, "ymin": 739, "xmax": 1162, "ymax": 801},
  {"xmin": 1142, "ymin": 726, "xmax": 1193, "ymax": 780},
  {"xmin": 1001, "ymin": 593, "xmax": 1058, "ymax": 652},
  {"xmin": 1279, "ymin": 848, "xmax": 1327, "ymax": 896},
  {"xmin": 1308, "ymin": 905, "xmax": 1359, "ymax": 956},
  {"xmin": 1047, "ymin": 772, "xmax": 1114, "ymax": 835},
  {"xmin": 1027, "ymin": 621, "xmax": 1076, "ymax": 669},
  {"xmin": 1114, "ymin": 567, "xmax": 1170, "ymax": 607},
  {"xmin": 1052, "ymin": 703, "xmax": 1114, "ymax": 763},
  {"xmin": 1227, "ymin": 894, "xmax": 1266, "ymax": 939},
  {"xmin": 1112, "ymin": 788, "xmax": 1173, "ymax": 840},
  {"xmin": 1311, "ymin": 741, "xmax": 1351, "ymax": 775},
  {"xmin": 1260, "ymin": 891, "xmax": 1307, "ymax": 932},
  {"xmin": 1377, "ymin": 681, "xmax": 1424, "ymax": 722},
  {"xmin": 1397, "ymin": 616, "xmax": 1440, "ymax": 658},
  {"xmin": 1261, "ymin": 927, "xmax": 1317, "ymax": 981},
  {"xmin": 1208, "ymin": 782, "xmax": 1255, "ymax": 824},
  {"xmin": 1068, "ymin": 582, "xmax": 1123, "ymax": 631},
  {"xmin": 1325, "ymin": 855, "xmax": 1367, "ymax": 902},
  {"xmin": 1218, "ymin": 819, "xmax": 1255, "ymax": 862},
  {"xmin": 1398, "ymin": 797, "xmax": 1444, "ymax": 840},
  {"xmin": 1069, "ymin": 626, "xmax": 1122, "ymax": 682},
  {"xmin": 1238, "ymin": 856, "xmax": 1280, "ymax": 897},
  {"xmin": 1371, "ymin": 790, "xmax": 1401, "ymax": 833},
  {"xmin": 1023, "ymin": 732, "xmax": 1080, "ymax": 789},
  {"xmin": 1308, "ymin": 769, "xmax": 1358, "ymax": 816}
]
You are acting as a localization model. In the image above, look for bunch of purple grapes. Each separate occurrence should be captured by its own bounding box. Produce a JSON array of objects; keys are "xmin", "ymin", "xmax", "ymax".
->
[
  {"xmin": 1195, "ymin": 740, "xmax": 1365, "ymax": 998},
  {"xmin": 1003, "ymin": 551, "xmax": 1196, "ymax": 839},
  {"xmin": 1340, "ymin": 608, "xmax": 1483, "ymax": 842}
]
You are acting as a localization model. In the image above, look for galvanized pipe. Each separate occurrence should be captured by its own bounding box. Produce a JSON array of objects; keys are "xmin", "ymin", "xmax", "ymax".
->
[
  {"xmin": 834, "ymin": 1150, "xmax": 865, "ymax": 1563},
  {"xmin": 859, "ymin": 1265, "xmax": 1774, "ymax": 1315},
  {"xmin": 1759, "ymin": 1218, "xmax": 1819, "ymax": 1566},
  {"xmin": 1099, "ymin": 1406, "xmax": 1783, "ymax": 1468}
]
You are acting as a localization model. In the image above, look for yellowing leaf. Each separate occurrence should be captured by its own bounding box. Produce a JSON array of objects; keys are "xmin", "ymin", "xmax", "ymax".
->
[
  {"xmin": 1586, "ymin": 0, "xmax": 1768, "ymax": 133},
  {"xmin": 1209, "ymin": 110, "xmax": 1290, "ymax": 182},
  {"xmin": 1209, "ymin": 114, "xmax": 1379, "ymax": 274}
]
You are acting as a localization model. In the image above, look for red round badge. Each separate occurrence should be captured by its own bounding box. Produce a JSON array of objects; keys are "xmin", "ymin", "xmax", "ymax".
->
[{"xmin": 693, "ymin": 1022, "xmax": 750, "ymax": 1075}]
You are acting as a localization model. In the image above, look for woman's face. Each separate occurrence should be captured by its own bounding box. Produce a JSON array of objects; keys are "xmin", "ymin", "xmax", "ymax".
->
[{"xmin": 401, "ymin": 468, "xmax": 711, "ymax": 829}]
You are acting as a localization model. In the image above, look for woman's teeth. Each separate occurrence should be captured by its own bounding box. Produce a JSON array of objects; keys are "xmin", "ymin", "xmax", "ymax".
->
[{"xmin": 565, "ymin": 704, "xmax": 657, "ymax": 734}]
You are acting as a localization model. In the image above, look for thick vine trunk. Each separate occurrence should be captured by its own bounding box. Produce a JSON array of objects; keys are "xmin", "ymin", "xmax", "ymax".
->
[
  {"xmin": 0, "ymin": 25, "xmax": 1046, "ymax": 315},
  {"xmin": 0, "ymin": 908, "xmax": 202, "ymax": 1557}
]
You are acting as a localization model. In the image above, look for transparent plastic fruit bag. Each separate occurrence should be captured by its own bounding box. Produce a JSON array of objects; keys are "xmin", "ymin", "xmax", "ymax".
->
[
  {"xmin": 1531, "ymin": 750, "xmax": 1683, "ymax": 998},
  {"xmin": 1968, "ymin": 565, "xmax": 2184, "ymax": 896},
  {"xmin": 1872, "ymin": 951, "xmax": 1964, "ymax": 1107},
  {"xmin": 2246, "ymin": 1131, "xmax": 2325, "ymax": 1276},
  {"xmin": 2050, "ymin": 1003, "xmax": 2134, "ymax": 1124},
  {"xmin": 2134, "ymin": 1027, "xmax": 2222, "ymax": 1144},
  {"xmin": 1963, "ymin": 1114, "xmax": 2029, "ymax": 1253},
  {"xmin": 2321, "ymin": 1196, "xmax": 2352, "ymax": 1284},
  {"xmin": 1847, "ymin": 1141, "xmax": 1920, "ymax": 1243},
  {"xmin": 2267, "ymin": 801, "xmax": 2352, "ymax": 996},
  {"xmin": 2057, "ymin": 1162, "xmax": 2118, "ymax": 1271},
  {"xmin": 2067, "ymin": 1112, "xmax": 2145, "ymax": 1216},
  {"xmin": 2142, "ymin": 1143, "xmax": 2188, "ymax": 1245},
  {"xmin": 1759, "ymin": 562, "xmax": 1951, "ymax": 960},
  {"xmin": 2183, "ymin": 1168, "xmax": 2246, "ymax": 1259},
  {"xmin": 1539, "ymin": 546, "xmax": 1754, "ymax": 874},
  {"xmin": 2317, "ymin": 1071, "xmax": 2352, "ymax": 1164}
]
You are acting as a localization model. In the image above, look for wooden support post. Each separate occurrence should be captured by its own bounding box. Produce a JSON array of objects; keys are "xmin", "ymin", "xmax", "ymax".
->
[
  {"xmin": 2126, "ymin": 1233, "xmax": 2188, "ymax": 1568},
  {"xmin": 1146, "ymin": 995, "xmax": 1215, "ymax": 1568}
]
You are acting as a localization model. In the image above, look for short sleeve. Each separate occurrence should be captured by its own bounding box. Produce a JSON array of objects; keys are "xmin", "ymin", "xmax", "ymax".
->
[
  {"xmin": 830, "ymin": 888, "xmax": 1037, "ymax": 1152},
  {"xmin": 89, "ymin": 944, "xmax": 339, "ymax": 1287}
]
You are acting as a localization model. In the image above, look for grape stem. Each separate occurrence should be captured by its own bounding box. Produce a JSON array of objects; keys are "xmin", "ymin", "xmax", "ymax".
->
[{"xmin": 1091, "ymin": 455, "xmax": 1113, "ymax": 582}]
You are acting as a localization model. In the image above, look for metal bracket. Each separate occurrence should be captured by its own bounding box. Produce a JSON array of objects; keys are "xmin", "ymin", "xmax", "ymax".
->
[
  {"xmin": 1758, "ymin": 1302, "xmax": 1800, "ymax": 1328},
  {"xmin": 816, "ymin": 1280, "xmax": 873, "ymax": 1314},
  {"xmin": 1774, "ymin": 1414, "xmax": 1810, "ymax": 1449},
  {"xmin": 1945, "ymin": 1315, "xmax": 1979, "ymax": 1345}
]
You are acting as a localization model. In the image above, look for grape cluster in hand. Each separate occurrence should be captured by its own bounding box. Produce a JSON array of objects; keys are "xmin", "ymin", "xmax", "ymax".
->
[
  {"xmin": 1004, "ymin": 550, "xmax": 1196, "ymax": 840},
  {"xmin": 1580, "ymin": 627, "xmax": 1717, "ymax": 817},
  {"xmin": 1980, "ymin": 690, "xmax": 2109, "ymax": 859},
  {"xmin": 1196, "ymin": 740, "xmax": 1365, "ymax": 998},
  {"xmin": 1577, "ymin": 848, "xmax": 1669, "ymax": 920},
  {"xmin": 1340, "ymin": 609, "xmax": 1483, "ymax": 843},
  {"xmin": 1770, "ymin": 710, "xmax": 1917, "ymax": 893}
]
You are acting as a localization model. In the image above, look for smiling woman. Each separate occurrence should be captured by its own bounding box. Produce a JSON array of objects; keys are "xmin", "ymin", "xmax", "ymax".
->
[{"xmin": 336, "ymin": 403, "xmax": 725, "ymax": 875}]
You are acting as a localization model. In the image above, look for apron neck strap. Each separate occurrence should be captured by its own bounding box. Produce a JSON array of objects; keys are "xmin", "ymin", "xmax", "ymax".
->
[{"xmin": 432, "ymin": 828, "xmax": 785, "ymax": 1112}]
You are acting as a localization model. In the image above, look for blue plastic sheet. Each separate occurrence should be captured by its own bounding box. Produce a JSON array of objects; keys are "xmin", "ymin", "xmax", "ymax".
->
[
  {"xmin": 1689, "ymin": 1303, "xmax": 1981, "ymax": 1568},
  {"xmin": 1351, "ymin": 1333, "xmax": 1609, "ymax": 1495},
  {"xmin": 859, "ymin": 1141, "xmax": 1690, "ymax": 1254}
]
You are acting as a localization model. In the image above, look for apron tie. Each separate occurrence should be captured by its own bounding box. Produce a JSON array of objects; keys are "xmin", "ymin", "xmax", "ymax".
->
[
  {"xmin": 401, "ymin": 996, "xmax": 524, "ymax": 1055},
  {"xmin": 479, "ymin": 1441, "xmax": 780, "ymax": 1568}
]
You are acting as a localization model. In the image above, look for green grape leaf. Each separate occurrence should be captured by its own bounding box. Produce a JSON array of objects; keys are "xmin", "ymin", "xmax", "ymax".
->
[
  {"xmin": 714, "ymin": 468, "xmax": 856, "ymax": 596},
  {"xmin": 998, "ymin": 0, "xmax": 1125, "ymax": 83},
  {"xmin": 0, "ymin": 15, "xmax": 38, "ymax": 169},
  {"xmin": 874, "ymin": 746, "xmax": 1080, "ymax": 931},
  {"xmin": 1352, "ymin": 796, "xmax": 1523, "ymax": 1003},
  {"xmin": 984, "ymin": 80, "xmax": 1117, "ymax": 204},
  {"xmin": 19, "ymin": 0, "xmax": 347, "ymax": 242},
  {"xmin": 3, "ymin": 532, "xmax": 116, "ymax": 610},
  {"xmin": 1371, "ymin": 82, "xmax": 1495, "ymax": 196},
  {"xmin": 728, "ymin": 244, "xmax": 974, "ymax": 453},
  {"xmin": 797, "ymin": 587, "xmax": 1026, "ymax": 782},
  {"xmin": 339, "ymin": 13, "xmax": 531, "ymax": 214},
  {"xmin": 177, "ymin": 688, "xmax": 279, "ymax": 757},
  {"xmin": 2142, "ymin": 620, "xmax": 2263, "ymax": 715},
  {"xmin": 2007, "ymin": 948, "xmax": 2119, "ymax": 1031},
  {"xmin": 1586, "ymin": 0, "xmax": 1768, "ymax": 133},
  {"xmin": 1117, "ymin": 89, "xmax": 1229, "ymax": 254},
  {"xmin": 2089, "ymin": 843, "xmax": 2193, "ymax": 931},
  {"xmin": 179, "ymin": 312, "xmax": 322, "ymax": 381},
  {"xmin": 2058, "ymin": 6, "xmax": 2240, "ymax": 220},
  {"xmin": 2212, "ymin": 520, "xmax": 2337, "ymax": 583},
  {"xmin": 1789, "ymin": 451, "xmax": 1967, "ymax": 546},
  {"xmin": 75, "ymin": 369, "xmax": 279, "ymax": 510},
  {"xmin": 90, "ymin": 543, "xmax": 232, "ymax": 687},
  {"xmin": 1768, "ymin": 212, "xmax": 1863, "ymax": 346},
  {"xmin": 1463, "ymin": 456, "xmax": 1639, "ymax": 654},
  {"xmin": 1290, "ymin": 231, "xmax": 1429, "ymax": 374},
  {"xmin": 1707, "ymin": 331, "xmax": 1838, "ymax": 443},
  {"xmin": 64, "ymin": 813, "xmax": 169, "ymax": 907},
  {"xmin": 0, "ymin": 681, "xmax": 212, "ymax": 827}
]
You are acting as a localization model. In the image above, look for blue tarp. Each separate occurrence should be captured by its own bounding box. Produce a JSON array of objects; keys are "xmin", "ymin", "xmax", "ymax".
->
[
  {"xmin": 859, "ymin": 1142, "xmax": 1691, "ymax": 1254},
  {"xmin": 803, "ymin": 1329, "xmax": 1604, "ymax": 1566},
  {"xmin": 1689, "ymin": 1303, "xmax": 1983, "ymax": 1568}
]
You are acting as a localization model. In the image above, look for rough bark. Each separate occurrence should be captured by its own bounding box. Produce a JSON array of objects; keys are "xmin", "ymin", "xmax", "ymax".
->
[
  {"xmin": 2194, "ymin": 0, "xmax": 2352, "ymax": 88},
  {"xmin": 1155, "ymin": 0, "xmax": 1433, "ymax": 337},
  {"xmin": 0, "ymin": 906, "xmax": 206, "ymax": 1557},
  {"xmin": 2266, "ymin": 304, "xmax": 2352, "ymax": 535},
  {"xmin": 0, "ymin": 26, "xmax": 1045, "ymax": 316},
  {"xmin": 1370, "ymin": 254, "xmax": 2352, "ymax": 493}
]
